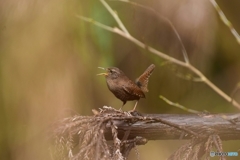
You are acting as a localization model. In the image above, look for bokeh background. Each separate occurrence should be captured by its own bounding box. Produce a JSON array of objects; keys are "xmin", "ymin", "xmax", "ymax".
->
[{"xmin": 0, "ymin": 0, "xmax": 240, "ymax": 159}]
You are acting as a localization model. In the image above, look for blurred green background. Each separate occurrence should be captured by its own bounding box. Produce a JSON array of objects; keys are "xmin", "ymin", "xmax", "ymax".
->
[{"xmin": 0, "ymin": 0, "xmax": 239, "ymax": 159}]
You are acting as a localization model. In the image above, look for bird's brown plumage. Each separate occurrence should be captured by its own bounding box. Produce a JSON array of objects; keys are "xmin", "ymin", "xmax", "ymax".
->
[{"xmin": 98, "ymin": 64, "xmax": 155, "ymax": 111}]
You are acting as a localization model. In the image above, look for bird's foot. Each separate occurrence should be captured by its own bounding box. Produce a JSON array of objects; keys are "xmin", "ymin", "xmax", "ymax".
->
[
  {"xmin": 118, "ymin": 108, "xmax": 123, "ymax": 112},
  {"xmin": 128, "ymin": 110, "xmax": 143, "ymax": 116}
]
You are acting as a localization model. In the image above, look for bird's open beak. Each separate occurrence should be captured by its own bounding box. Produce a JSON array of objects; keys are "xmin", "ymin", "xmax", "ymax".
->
[
  {"xmin": 97, "ymin": 67, "xmax": 108, "ymax": 76},
  {"xmin": 97, "ymin": 73, "xmax": 108, "ymax": 76}
]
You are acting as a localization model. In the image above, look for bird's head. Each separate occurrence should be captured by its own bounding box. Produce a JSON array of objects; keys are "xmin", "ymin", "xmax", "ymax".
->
[{"xmin": 97, "ymin": 67, "xmax": 123, "ymax": 79}]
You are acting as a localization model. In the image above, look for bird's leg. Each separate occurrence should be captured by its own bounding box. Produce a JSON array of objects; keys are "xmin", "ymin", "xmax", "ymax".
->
[
  {"xmin": 118, "ymin": 106, "xmax": 123, "ymax": 111},
  {"xmin": 130, "ymin": 100, "xmax": 139, "ymax": 112},
  {"xmin": 118, "ymin": 102, "xmax": 126, "ymax": 111}
]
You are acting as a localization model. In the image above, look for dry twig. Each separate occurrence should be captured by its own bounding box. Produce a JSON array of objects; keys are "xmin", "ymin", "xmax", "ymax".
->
[{"xmin": 51, "ymin": 107, "xmax": 235, "ymax": 160}]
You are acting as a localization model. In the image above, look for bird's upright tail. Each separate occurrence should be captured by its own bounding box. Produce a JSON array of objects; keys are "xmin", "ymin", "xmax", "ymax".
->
[{"xmin": 135, "ymin": 64, "xmax": 155, "ymax": 92}]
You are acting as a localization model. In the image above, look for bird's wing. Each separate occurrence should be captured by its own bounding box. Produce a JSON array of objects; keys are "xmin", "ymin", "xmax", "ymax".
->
[
  {"xmin": 122, "ymin": 81, "xmax": 145, "ymax": 98},
  {"xmin": 135, "ymin": 64, "xmax": 155, "ymax": 92}
]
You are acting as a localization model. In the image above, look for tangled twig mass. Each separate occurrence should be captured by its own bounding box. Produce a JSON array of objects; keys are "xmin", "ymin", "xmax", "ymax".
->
[{"xmin": 51, "ymin": 106, "xmax": 226, "ymax": 160}]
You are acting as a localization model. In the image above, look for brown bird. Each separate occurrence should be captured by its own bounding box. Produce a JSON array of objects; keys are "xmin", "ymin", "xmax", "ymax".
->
[{"xmin": 97, "ymin": 64, "xmax": 155, "ymax": 111}]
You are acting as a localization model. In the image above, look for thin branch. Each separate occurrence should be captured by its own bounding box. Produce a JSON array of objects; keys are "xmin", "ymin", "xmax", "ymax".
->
[
  {"xmin": 173, "ymin": 70, "xmax": 204, "ymax": 82},
  {"xmin": 160, "ymin": 96, "xmax": 201, "ymax": 114},
  {"xmin": 231, "ymin": 82, "xmax": 240, "ymax": 103},
  {"xmin": 100, "ymin": 0, "xmax": 130, "ymax": 36},
  {"xmin": 210, "ymin": 0, "xmax": 240, "ymax": 45},
  {"xmin": 76, "ymin": 16, "xmax": 116, "ymax": 32}
]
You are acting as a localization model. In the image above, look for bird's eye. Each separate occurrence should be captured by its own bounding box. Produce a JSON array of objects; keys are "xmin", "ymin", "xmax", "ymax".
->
[{"xmin": 110, "ymin": 69, "xmax": 116, "ymax": 74}]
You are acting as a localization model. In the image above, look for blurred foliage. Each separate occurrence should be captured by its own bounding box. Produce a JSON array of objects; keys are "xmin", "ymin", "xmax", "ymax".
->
[{"xmin": 0, "ymin": 0, "xmax": 239, "ymax": 159}]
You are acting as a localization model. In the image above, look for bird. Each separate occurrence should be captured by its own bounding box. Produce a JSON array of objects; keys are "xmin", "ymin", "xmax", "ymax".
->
[{"xmin": 97, "ymin": 64, "xmax": 155, "ymax": 111}]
